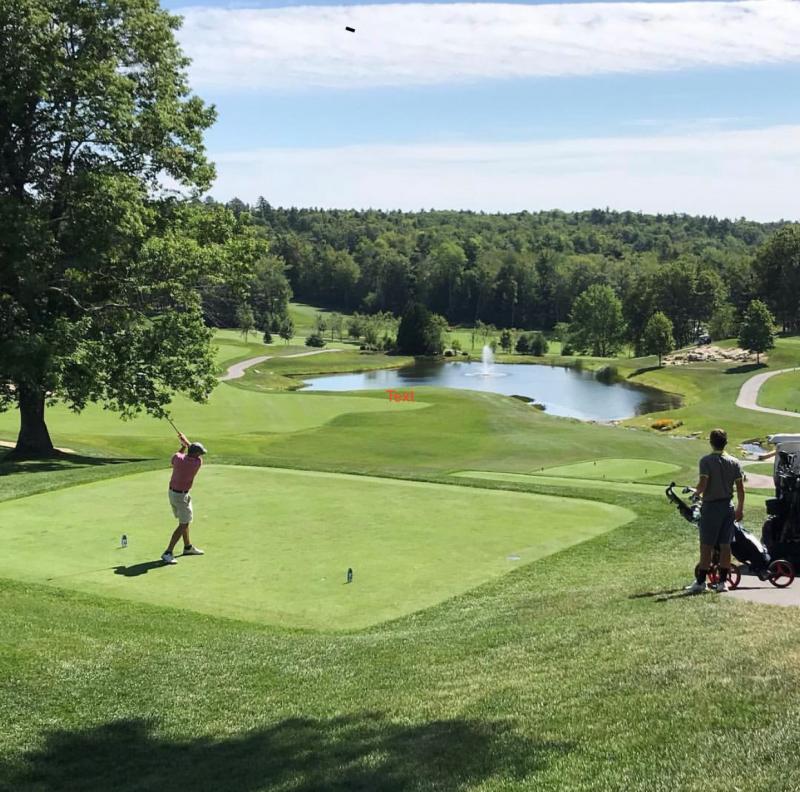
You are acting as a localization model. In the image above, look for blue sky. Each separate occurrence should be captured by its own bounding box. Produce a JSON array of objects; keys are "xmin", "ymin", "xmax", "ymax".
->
[{"xmin": 163, "ymin": 0, "xmax": 800, "ymax": 220}]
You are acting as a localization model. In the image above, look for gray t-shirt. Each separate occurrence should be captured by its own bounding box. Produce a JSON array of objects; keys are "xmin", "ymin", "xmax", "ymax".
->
[{"xmin": 699, "ymin": 451, "xmax": 743, "ymax": 502}]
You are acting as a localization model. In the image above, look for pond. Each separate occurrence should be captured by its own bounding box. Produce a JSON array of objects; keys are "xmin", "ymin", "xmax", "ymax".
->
[{"xmin": 299, "ymin": 358, "xmax": 681, "ymax": 421}]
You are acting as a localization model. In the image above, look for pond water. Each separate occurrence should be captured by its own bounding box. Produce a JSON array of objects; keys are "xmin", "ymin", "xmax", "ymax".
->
[{"xmin": 300, "ymin": 359, "xmax": 681, "ymax": 421}]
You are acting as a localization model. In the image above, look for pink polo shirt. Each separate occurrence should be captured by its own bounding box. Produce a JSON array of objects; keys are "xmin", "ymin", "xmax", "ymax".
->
[{"xmin": 169, "ymin": 453, "xmax": 202, "ymax": 492}]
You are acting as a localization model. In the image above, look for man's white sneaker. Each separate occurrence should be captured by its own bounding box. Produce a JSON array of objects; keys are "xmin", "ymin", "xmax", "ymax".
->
[
  {"xmin": 161, "ymin": 552, "xmax": 177, "ymax": 565},
  {"xmin": 714, "ymin": 580, "xmax": 727, "ymax": 592},
  {"xmin": 685, "ymin": 580, "xmax": 707, "ymax": 594},
  {"xmin": 182, "ymin": 545, "xmax": 204, "ymax": 556}
]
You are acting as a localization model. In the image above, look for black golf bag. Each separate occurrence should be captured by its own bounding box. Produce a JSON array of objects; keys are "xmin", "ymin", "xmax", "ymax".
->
[
  {"xmin": 762, "ymin": 449, "xmax": 800, "ymax": 568},
  {"xmin": 666, "ymin": 483, "xmax": 772, "ymax": 579}
]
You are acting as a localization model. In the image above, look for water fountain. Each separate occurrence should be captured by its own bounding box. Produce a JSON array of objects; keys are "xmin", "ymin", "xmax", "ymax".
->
[{"xmin": 481, "ymin": 345, "xmax": 495, "ymax": 377}]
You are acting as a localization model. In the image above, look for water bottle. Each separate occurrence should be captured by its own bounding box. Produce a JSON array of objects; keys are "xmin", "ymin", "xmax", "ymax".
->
[
  {"xmin": 347, "ymin": 567, "xmax": 353, "ymax": 583},
  {"xmin": 121, "ymin": 534, "xmax": 128, "ymax": 548}
]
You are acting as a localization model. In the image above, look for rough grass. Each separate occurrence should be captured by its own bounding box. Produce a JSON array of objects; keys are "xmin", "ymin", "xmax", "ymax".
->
[{"xmin": 2, "ymin": 490, "xmax": 800, "ymax": 791}]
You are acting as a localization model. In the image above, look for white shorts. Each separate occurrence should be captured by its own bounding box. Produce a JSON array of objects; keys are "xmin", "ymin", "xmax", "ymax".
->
[{"xmin": 168, "ymin": 489, "xmax": 193, "ymax": 524}]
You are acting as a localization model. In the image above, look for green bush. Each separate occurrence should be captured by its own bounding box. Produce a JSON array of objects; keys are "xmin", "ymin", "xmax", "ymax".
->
[{"xmin": 305, "ymin": 333, "xmax": 326, "ymax": 348}]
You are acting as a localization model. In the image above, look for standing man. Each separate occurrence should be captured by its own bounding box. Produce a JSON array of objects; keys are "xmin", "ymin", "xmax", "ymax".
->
[
  {"xmin": 686, "ymin": 428, "xmax": 745, "ymax": 593},
  {"xmin": 162, "ymin": 432, "xmax": 207, "ymax": 565}
]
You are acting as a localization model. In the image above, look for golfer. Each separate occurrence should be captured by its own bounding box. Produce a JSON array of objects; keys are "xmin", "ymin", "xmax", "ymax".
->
[
  {"xmin": 686, "ymin": 428, "xmax": 744, "ymax": 593},
  {"xmin": 162, "ymin": 432, "xmax": 207, "ymax": 565}
]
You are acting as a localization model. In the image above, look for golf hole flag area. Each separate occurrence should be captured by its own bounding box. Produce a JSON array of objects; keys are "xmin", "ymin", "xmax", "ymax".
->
[{"xmin": 0, "ymin": 465, "xmax": 634, "ymax": 630}]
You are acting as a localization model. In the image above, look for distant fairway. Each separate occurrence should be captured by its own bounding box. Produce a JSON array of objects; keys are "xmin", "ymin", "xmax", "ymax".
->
[
  {"xmin": 532, "ymin": 458, "xmax": 680, "ymax": 482},
  {"xmin": 0, "ymin": 465, "xmax": 634, "ymax": 629},
  {"xmin": 0, "ymin": 385, "xmax": 427, "ymax": 456}
]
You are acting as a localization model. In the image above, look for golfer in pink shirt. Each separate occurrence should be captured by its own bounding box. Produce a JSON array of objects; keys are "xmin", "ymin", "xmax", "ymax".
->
[{"xmin": 162, "ymin": 432, "xmax": 207, "ymax": 565}]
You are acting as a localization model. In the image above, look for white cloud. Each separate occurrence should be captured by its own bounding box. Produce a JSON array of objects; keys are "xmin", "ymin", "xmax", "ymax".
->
[
  {"xmin": 207, "ymin": 124, "xmax": 800, "ymax": 220},
  {"xmin": 177, "ymin": 1, "xmax": 800, "ymax": 90}
]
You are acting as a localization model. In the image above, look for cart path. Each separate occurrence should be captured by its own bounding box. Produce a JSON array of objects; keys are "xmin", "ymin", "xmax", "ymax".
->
[
  {"xmin": 220, "ymin": 348, "xmax": 342, "ymax": 381},
  {"xmin": 726, "ymin": 578, "xmax": 800, "ymax": 607},
  {"xmin": 739, "ymin": 459, "xmax": 774, "ymax": 490},
  {"xmin": 735, "ymin": 367, "xmax": 800, "ymax": 418}
]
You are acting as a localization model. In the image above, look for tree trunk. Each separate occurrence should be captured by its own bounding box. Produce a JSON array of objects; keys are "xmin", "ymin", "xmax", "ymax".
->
[{"xmin": 14, "ymin": 386, "xmax": 55, "ymax": 457}]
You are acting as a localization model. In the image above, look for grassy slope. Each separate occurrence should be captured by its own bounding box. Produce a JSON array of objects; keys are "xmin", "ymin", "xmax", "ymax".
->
[
  {"xmin": 3, "ymin": 497, "xmax": 800, "ymax": 791},
  {"xmin": 623, "ymin": 338, "xmax": 800, "ymax": 440},
  {"xmin": 4, "ymin": 327, "xmax": 800, "ymax": 789}
]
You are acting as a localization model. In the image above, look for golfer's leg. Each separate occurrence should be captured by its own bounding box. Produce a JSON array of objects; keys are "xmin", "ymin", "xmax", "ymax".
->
[
  {"xmin": 181, "ymin": 524, "xmax": 191, "ymax": 548},
  {"xmin": 696, "ymin": 543, "xmax": 714, "ymax": 583},
  {"xmin": 718, "ymin": 544, "xmax": 732, "ymax": 581},
  {"xmin": 166, "ymin": 525, "xmax": 183, "ymax": 554}
]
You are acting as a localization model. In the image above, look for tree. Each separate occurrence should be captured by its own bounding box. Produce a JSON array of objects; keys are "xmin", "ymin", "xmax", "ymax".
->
[
  {"xmin": 738, "ymin": 299, "xmax": 775, "ymax": 364},
  {"xmin": 313, "ymin": 313, "xmax": 328, "ymax": 336},
  {"xmin": 499, "ymin": 329, "xmax": 513, "ymax": 352},
  {"xmin": 515, "ymin": 333, "xmax": 530, "ymax": 354},
  {"xmin": 396, "ymin": 303, "xmax": 444, "ymax": 356},
  {"xmin": 753, "ymin": 226, "xmax": 800, "ymax": 332},
  {"xmin": 642, "ymin": 312, "xmax": 674, "ymax": 366},
  {"xmin": 528, "ymin": 332, "xmax": 549, "ymax": 357},
  {"xmin": 279, "ymin": 316, "xmax": 295, "ymax": 344},
  {"xmin": 329, "ymin": 313, "xmax": 344, "ymax": 341},
  {"xmin": 0, "ymin": 0, "xmax": 223, "ymax": 456},
  {"xmin": 708, "ymin": 303, "xmax": 737, "ymax": 340},
  {"xmin": 236, "ymin": 304, "xmax": 256, "ymax": 342},
  {"xmin": 569, "ymin": 285, "xmax": 627, "ymax": 357}
]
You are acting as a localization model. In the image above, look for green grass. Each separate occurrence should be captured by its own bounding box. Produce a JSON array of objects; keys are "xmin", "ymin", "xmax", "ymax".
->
[
  {"xmin": 232, "ymin": 349, "xmax": 414, "ymax": 393},
  {"xmin": 531, "ymin": 457, "xmax": 680, "ymax": 482},
  {"xmin": 0, "ymin": 464, "xmax": 633, "ymax": 630},
  {"xmin": 0, "ymin": 386, "xmax": 429, "ymax": 459},
  {"xmin": 746, "ymin": 461, "xmax": 777, "ymax": 476},
  {"xmin": 5, "ymin": 322, "xmax": 800, "ymax": 789},
  {"xmin": 758, "ymin": 368, "xmax": 800, "ymax": 413},
  {"xmin": 623, "ymin": 337, "xmax": 800, "ymax": 441}
]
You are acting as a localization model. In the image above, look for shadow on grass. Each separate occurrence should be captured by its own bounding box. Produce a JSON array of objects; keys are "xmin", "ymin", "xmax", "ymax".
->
[
  {"xmin": 113, "ymin": 561, "xmax": 167, "ymax": 577},
  {"xmin": 0, "ymin": 450, "xmax": 144, "ymax": 477},
  {"xmin": 1, "ymin": 715, "xmax": 573, "ymax": 792},
  {"xmin": 724, "ymin": 363, "xmax": 767, "ymax": 375},
  {"xmin": 629, "ymin": 588, "xmax": 696, "ymax": 602}
]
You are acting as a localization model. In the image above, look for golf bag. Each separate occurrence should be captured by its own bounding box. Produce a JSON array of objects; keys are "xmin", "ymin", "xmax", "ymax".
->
[
  {"xmin": 762, "ymin": 446, "xmax": 800, "ymax": 568},
  {"xmin": 665, "ymin": 483, "xmax": 773, "ymax": 579}
]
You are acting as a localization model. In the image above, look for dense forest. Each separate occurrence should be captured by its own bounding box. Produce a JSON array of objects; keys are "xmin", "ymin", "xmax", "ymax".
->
[{"xmin": 203, "ymin": 196, "xmax": 800, "ymax": 353}]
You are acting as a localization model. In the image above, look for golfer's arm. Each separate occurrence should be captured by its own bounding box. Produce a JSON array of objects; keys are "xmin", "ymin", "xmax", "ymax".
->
[
  {"xmin": 735, "ymin": 478, "xmax": 745, "ymax": 510},
  {"xmin": 695, "ymin": 476, "xmax": 707, "ymax": 497}
]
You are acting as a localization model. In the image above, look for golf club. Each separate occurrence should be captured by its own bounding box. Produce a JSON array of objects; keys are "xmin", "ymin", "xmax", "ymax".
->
[{"xmin": 136, "ymin": 371, "xmax": 182, "ymax": 437}]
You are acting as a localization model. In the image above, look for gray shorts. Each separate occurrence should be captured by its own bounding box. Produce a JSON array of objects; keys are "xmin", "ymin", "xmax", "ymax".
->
[
  {"xmin": 699, "ymin": 499, "xmax": 735, "ymax": 546},
  {"xmin": 169, "ymin": 489, "xmax": 193, "ymax": 524}
]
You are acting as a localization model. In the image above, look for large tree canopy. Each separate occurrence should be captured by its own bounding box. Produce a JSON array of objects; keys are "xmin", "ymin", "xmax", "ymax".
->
[{"xmin": 0, "ymin": 0, "xmax": 253, "ymax": 456}]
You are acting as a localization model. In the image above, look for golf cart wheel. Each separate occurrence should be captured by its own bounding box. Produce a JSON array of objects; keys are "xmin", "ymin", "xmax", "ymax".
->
[
  {"xmin": 706, "ymin": 565, "xmax": 719, "ymax": 585},
  {"xmin": 726, "ymin": 566, "xmax": 741, "ymax": 590},
  {"xmin": 767, "ymin": 560, "xmax": 795, "ymax": 589}
]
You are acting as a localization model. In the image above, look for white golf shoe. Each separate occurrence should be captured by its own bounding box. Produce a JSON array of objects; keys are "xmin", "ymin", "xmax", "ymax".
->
[
  {"xmin": 161, "ymin": 552, "xmax": 177, "ymax": 565},
  {"xmin": 182, "ymin": 545, "xmax": 204, "ymax": 556},
  {"xmin": 684, "ymin": 580, "xmax": 707, "ymax": 594}
]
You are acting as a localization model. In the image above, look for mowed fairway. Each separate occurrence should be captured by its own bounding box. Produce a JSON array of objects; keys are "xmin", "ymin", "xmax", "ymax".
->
[
  {"xmin": 529, "ymin": 458, "xmax": 680, "ymax": 481},
  {"xmin": 0, "ymin": 465, "xmax": 634, "ymax": 630},
  {"xmin": 0, "ymin": 386, "xmax": 428, "ymax": 457}
]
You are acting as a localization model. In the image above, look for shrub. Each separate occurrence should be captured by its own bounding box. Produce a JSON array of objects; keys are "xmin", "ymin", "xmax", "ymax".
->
[
  {"xmin": 305, "ymin": 333, "xmax": 326, "ymax": 348},
  {"xmin": 651, "ymin": 418, "xmax": 684, "ymax": 431}
]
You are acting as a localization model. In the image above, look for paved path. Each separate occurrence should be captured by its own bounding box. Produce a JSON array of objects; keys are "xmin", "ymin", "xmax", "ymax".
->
[
  {"xmin": 727, "ymin": 577, "xmax": 800, "ymax": 607},
  {"xmin": 735, "ymin": 367, "xmax": 800, "ymax": 418},
  {"xmin": 219, "ymin": 348, "xmax": 341, "ymax": 381}
]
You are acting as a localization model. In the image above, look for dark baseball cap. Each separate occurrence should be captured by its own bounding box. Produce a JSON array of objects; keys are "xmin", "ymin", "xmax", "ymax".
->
[{"xmin": 188, "ymin": 442, "xmax": 207, "ymax": 455}]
